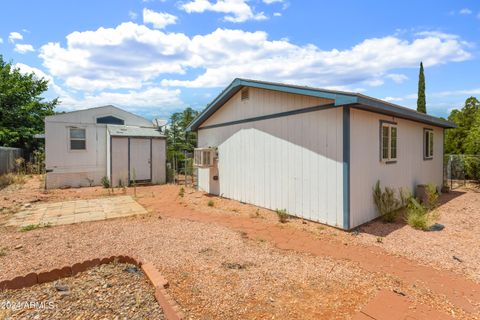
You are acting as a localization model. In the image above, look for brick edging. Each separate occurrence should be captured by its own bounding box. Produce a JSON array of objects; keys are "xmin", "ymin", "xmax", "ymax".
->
[{"xmin": 0, "ymin": 255, "xmax": 184, "ymax": 320}]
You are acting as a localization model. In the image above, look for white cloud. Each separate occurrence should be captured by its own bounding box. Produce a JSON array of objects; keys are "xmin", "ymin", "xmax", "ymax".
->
[
  {"xmin": 143, "ymin": 8, "xmax": 177, "ymax": 29},
  {"xmin": 39, "ymin": 22, "xmax": 191, "ymax": 91},
  {"xmin": 273, "ymin": 12, "xmax": 282, "ymax": 17},
  {"xmin": 433, "ymin": 88, "xmax": 480, "ymax": 97},
  {"xmin": 59, "ymin": 87, "xmax": 183, "ymax": 113},
  {"xmin": 0, "ymin": 38, "xmax": 3, "ymax": 44},
  {"xmin": 363, "ymin": 79, "xmax": 384, "ymax": 87},
  {"xmin": 459, "ymin": 8, "xmax": 472, "ymax": 15},
  {"xmin": 386, "ymin": 73, "xmax": 408, "ymax": 83},
  {"xmin": 14, "ymin": 62, "xmax": 183, "ymax": 115},
  {"xmin": 181, "ymin": 0, "xmax": 267, "ymax": 22},
  {"xmin": 129, "ymin": 10, "xmax": 138, "ymax": 20},
  {"xmin": 39, "ymin": 23, "xmax": 472, "ymax": 93},
  {"xmin": 14, "ymin": 44, "xmax": 35, "ymax": 54},
  {"xmin": 162, "ymin": 29, "xmax": 472, "ymax": 88},
  {"xmin": 14, "ymin": 63, "xmax": 69, "ymax": 98},
  {"xmin": 9, "ymin": 32, "xmax": 23, "ymax": 43},
  {"xmin": 384, "ymin": 96, "xmax": 404, "ymax": 102}
]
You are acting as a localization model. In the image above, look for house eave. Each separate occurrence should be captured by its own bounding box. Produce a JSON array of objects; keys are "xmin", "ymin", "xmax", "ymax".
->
[{"xmin": 186, "ymin": 78, "xmax": 457, "ymax": 131}]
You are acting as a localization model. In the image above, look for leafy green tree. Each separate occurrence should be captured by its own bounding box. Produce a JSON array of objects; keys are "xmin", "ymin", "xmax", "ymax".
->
[
  {"xmin": 465, "ymin": 110, "xmax": 480, "ymax": 154},
  {"xmin": 444, "ymin": 97, "xmax": 480, "ymax": 154},
  {"xmin": 0, "ymin": 56, "xmax": 58, "ymax": 151},
  {"xmin": 417, "ymin": 62, "xmax": 426, "ymax": 114},
  {"xmin": 166, "ymin": 107, "xmax": 199, "ymax": 171}
]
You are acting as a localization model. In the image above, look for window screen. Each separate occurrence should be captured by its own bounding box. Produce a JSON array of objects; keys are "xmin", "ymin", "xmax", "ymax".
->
[
  {"xmin": 380, "ymin": 123, "xmax": 397, "ymax": 162},
  {"xmin": 70, "ymin": 128, "xmax": 86, "ymax": 150},
  {"xmin": 424, "ymin": 129, "xmax": 434, "ymax": 159}
]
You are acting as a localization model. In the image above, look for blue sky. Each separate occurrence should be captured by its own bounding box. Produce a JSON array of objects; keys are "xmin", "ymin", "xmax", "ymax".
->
[{"xmin": 1, "ymin": 0, "xmax": 479, "ymax": 120}]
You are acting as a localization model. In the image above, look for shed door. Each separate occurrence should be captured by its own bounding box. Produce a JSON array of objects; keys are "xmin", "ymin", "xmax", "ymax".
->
[{"xmin": 129, "ymin": 138, "xmax": 151, "ymax": 181}]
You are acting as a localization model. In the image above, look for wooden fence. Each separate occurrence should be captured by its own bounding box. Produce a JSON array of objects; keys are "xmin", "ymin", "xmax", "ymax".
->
[{"xmin": 0, "ymin": 146, "xmax": 24, "ymax": 174}]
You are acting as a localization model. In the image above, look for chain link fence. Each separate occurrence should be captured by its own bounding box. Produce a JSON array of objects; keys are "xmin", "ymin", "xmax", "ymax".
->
[{"xmin": 444, "ymin": 154, "xmax": 480, "ymax": 189}]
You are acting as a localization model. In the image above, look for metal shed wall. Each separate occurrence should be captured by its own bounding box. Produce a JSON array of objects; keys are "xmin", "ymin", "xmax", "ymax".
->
[
  {"xmin": 197, "ymin": 88, "xmax": 345, "ymax": 228},
  {"xmin": 349, "ymin": 108, "xmax": 444, "ymax": 228}
]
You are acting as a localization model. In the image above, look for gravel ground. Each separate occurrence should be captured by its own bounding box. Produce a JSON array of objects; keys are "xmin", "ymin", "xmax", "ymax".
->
[
  {"xmin": 353, "ymin": 188, "xmax": 480, "ymax": 283},
  {"xmin": 173, "ymin": 184, "xmax": 480, "ymax": 283},
  {"xmin": 0, "ymin": 263, "xmax": 164, "ymax": 320},
  {"xmin": 0, "ymin": 177, "xmax": 479, "ymax": 319}
]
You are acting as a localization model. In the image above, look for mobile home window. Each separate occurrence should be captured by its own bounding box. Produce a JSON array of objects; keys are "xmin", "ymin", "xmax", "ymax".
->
[
  {"xmin": 424, "ymin": 129, "xmax": 434, "ymax": 159},
  {"xmin": 380, "ymin": 122, "xmax": 397, "ymax": 162},
  {"xmin": 69, "ymin": 128, "xmax": 86, "ymax": 150}
]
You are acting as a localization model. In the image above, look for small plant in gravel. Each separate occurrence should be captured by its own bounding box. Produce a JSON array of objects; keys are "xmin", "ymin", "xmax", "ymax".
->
[
  {"xmin": 376, "ymin": 237, "xmax": 383, "ymax": 244},
  {"xmin": 207, "ymin": 200, "xmax": 214, "ymax": 207},
  {"xmin": 20, "ymin": 224, "xmax": 41, "ymax": 232},
  {"xmin": 406, "ymin": 198, "xmax": 434, "ymax": 231},
  {"xmin": 0, "ymin": 247, "xmax": 7, "ymax": 257},
  {"xmin": 276, "ymin": 209, "xmax": 289, "ymax": 223},
  {"xmin": 20, "ymin": 222, "xmax": 51, "ymax": 232},
  {"xmin": 179, "ymin": 187, "xmax": 185, "ymax": 198},
  {"xmin": 373, "ymin": 181, "xmax": 409, "ymax": 222},
  {"xmin": 101, "ymin": 176, "xmax": 110, "ymax": 188},
  {"xmin": 424, "ymin": 183, "xmax": 439, "ymax": 210}
]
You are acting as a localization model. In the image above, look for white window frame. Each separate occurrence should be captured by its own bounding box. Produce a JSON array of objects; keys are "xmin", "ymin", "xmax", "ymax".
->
[
  {"xmin": 380, "ymin": 122, "xmax": 398, "ymax": 163},
  {"xmin": 193, "ymin": 148, "xmax": 216, "ymax": 167},
  {"xmin": 69, "ymin": 127, "xmax": 87, "ymax": 151},
  {"xmin": 424, "ymin": 129, "xmax": 434, "ymax": 160}
]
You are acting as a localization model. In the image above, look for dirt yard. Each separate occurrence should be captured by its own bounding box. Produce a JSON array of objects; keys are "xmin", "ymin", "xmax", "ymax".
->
[{"xmin": 1, "ymin": 176, "xmax": 479, "ymax": 319}]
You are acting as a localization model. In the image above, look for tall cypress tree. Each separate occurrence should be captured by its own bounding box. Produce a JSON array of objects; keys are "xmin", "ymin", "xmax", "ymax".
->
[{"xmin": 417, "ymin": 62, "xmax": 426, "ymax": 114}]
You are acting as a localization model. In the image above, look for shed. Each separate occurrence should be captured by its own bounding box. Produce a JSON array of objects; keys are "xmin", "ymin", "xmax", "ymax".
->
[
  {"xmin": 45, "ymin": 105, "xmax": 166, "ymax": 189},
  {"xmin": 187, "ymin": 78, "xmax": 455, "ymax": 230}
]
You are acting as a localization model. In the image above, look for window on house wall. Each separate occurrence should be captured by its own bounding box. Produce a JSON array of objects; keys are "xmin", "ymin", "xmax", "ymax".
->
[
  {"xmin": 380, "ymin": 122, "xmax": 397, "ymax": 162},
  {"xmin": 69, "ymin": 128, "xmax": 86, "ymax": 150},
  {"xmin": 424, "ymin": 129, "xmax": 434, "ymax": 159},
  {"xmin": 96, "ymin": 116, "xmax": 125, "ymax": 125}
]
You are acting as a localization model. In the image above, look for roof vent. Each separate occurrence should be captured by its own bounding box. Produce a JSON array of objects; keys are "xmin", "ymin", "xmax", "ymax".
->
[{"xmin": 241, "ymin": 88, "xmax": 249, "ymax": 101}]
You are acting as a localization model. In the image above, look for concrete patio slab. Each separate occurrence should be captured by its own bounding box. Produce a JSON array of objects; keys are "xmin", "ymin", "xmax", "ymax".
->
[{"xmin": 5, "ymin": 196, "xmax": 148, "ymax": 228}]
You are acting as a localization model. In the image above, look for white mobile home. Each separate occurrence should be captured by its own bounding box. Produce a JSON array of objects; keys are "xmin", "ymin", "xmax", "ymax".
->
[
  {"xmin": 187, "ymin": 79, "xmax": 455, "ymax": 230},
  {"xmin": 45, "ymin": 105, "xmax": 166, "ymax": 189}
]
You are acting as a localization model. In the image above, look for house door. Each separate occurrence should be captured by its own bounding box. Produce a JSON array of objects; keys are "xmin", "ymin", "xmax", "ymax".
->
[{"xmin": 129, "ymin": 138, "xmax": 151, "ymax": 182}]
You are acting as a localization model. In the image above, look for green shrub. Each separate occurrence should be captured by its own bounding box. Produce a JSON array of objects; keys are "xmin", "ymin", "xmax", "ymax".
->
[
  {"xmin": 276, "ymin": 209, "xmax": 289, "ymax": 223},
  {"xmin": 424, "ymin": 183, "xmax": 439, "ymax": 210},
  {"xmin": 207, "ymin": 200, "xmax": 214, "ymax": 207},
  {"xmin": 406, "ymin": 198, "xmax": 431, "ymax": 230},
  {"xmin": 101, "ymin": 176, "xmax": 110, "ymax": 188},
  {"xmin": 179, "ymin": 187, "xmax": 185, "ymax": 198},
  {"xmin": 372, "ymin": 181, "xmax": 409, "ymax": 222},
  {"xmin": 465, "ymin": 156, "xmax": 480, "ymax": 181}
]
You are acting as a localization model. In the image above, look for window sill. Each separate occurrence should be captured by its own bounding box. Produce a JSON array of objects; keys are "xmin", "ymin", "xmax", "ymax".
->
[
  {"xmin": 381, "ymin": 160, "xmax": 397, "ymax": 164},
  {"xmin": 423, "ymin": 157, "xmax": 433, "ymax": 161}
]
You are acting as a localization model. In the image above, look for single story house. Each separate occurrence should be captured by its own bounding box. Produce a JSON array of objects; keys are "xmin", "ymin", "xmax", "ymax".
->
[
  {"xmin": 45, "ymin": 105, "xmax": 166, "ymax": 189},
  {"xmin": 187, "ymin": 78, "xmax": 455, "ymax": 230}
]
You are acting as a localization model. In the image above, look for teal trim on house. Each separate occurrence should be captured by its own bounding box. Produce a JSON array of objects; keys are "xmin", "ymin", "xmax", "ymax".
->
[
  {"xmin": 198, "ymin": 103, "xmax": 337, "ymax": 130},
  {"xmin": 342, "ymin": 106, "xmax": 350, "ymax": 230},
  {"xmin": 186, "ymin": 78, "xmax": 456, "ymax": 131}
]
